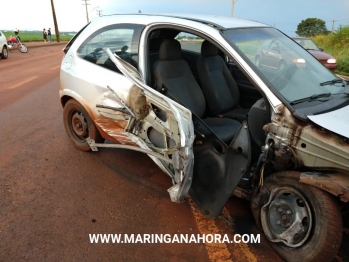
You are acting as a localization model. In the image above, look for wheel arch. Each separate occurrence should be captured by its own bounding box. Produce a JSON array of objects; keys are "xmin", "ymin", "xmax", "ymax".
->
[
  {"xmin": 299, "ymin": 171, "xmax": 349, "ymax": 202},
  {"xmin": 60, "ymin": 91, "xmax": 109, "ymax": 142},
  {"xmin": 250, "ymin": 170, "xmax": 348, "ymax": 229},
  {"xmin": 60, "ymin": 89, "xmax": 90, "ymax": 111}
]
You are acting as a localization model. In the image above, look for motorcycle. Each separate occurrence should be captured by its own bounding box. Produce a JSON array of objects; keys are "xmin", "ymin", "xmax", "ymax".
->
[{"xmin": 7, "ymin": 33, "xmax": 28, "ymax": 53}]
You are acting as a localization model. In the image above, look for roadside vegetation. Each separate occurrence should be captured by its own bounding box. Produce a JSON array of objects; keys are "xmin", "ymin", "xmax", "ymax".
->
[
  {"xmin": 2, "ymin": 31, "xmax": 74, "ymax": 42},
  {"xmin": 310, "ymin": 25, "xmax": 349, "ymax": 76}
]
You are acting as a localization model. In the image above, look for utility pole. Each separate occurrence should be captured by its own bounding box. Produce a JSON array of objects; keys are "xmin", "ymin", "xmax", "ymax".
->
[
  {"xmin": 82, "ymin": 0, "xmax": 90, "ymax": 23},
  {"xmin": 230, "ymin": 0, "xmax": 238, "ymax": 17},
  {"xmin": 97, "ymin": 10, "xmax": 103, "ymax": 17},
  {"xmin": 331, "ymin": 20, "xmax": 336, "ymax": 33},
  {"xmin": 50, "ymin": 0, "xmax": 60, "ymax": 42}
]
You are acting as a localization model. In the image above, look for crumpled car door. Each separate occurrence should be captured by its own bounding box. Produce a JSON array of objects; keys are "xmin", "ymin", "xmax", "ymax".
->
[
  {"xmin": 97, "ymin": 49, "xmax": 250, "ymax": 216},
  {"xmin": 95, "ymin": 49, "xmax": 195, "ymax": 203},
  {"xmin": 189, "ymin": 116, "xmax": 251, "ymax": 219}
]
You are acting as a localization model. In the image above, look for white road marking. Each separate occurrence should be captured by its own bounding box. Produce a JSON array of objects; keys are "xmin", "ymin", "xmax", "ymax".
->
[{"xmin": 6, "ymin": 76, "xmax": 39, "ymax": 89}]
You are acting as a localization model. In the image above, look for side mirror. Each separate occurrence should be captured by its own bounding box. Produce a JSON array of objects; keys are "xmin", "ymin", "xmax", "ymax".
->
[{"xmin": 319, "ymin": 47, "xmax": 324, "ymax": 52}]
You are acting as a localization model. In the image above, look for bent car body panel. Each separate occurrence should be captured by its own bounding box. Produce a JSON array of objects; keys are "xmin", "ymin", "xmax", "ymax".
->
[
  {"xmin": 299, "ymin": 171, "xmax": 349, "ymax": 202},
  {"xmin": 264, "ymin": 106, "xmax": 349, "ymax": 171},
  {"xmin": 308, "ymin": 105, "xmax": 349, "ymax": 139},
  {"xmin": 105, "ymin": 49, "xmax": 195, "ymax": 203}
]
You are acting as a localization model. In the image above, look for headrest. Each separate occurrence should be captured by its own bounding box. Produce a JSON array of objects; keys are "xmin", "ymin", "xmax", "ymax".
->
[
  {"xmin": 150, "ymin": 38, "xmax": 163, "ymax": 51},
  {"xmin": 159, "ymin": 39, "xmax": 181, "ymax": 61},
  {"xmin": 201, "ymin": 40, "xmax": 218, "ymax": 57}
]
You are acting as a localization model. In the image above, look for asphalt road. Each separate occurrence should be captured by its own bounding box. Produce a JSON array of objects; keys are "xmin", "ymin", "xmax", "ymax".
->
[{"xmin": 0, "ymin": 44, "xmax": 348, "ymax": 262}]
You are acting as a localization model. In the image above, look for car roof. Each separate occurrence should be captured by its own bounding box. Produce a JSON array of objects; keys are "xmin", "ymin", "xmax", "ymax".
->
[
  {"xmin": 292, "ymin": 37, "xmax": 310, "ymax": 40},
  {"xmin": 91, "ymin": 13, "xmax": 269, "ymax": 30}
]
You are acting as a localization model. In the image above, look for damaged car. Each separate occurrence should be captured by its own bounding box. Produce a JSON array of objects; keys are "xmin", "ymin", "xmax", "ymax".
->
[{"xmin": 59, "ymin": 14, "xmax": 349, "ymax": 262}]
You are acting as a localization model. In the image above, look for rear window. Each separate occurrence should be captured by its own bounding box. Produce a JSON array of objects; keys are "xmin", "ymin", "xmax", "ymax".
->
[
  {"xmin": 77, "ymin": 24, "xmax": 144, "ymax": 71},
  {"xmin": 63, "ymin": 23, "xmax": 90, "ymax": 54}
]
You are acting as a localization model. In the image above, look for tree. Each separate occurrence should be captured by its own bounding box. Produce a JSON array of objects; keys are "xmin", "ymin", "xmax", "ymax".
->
[{"xmin": 296, "ymin": 18, "xmax": 329, "ymax": 37}]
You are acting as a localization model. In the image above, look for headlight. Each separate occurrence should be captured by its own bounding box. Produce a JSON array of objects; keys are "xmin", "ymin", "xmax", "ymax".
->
[
  {"xmin": 293, "ymin": 58, "xmax": 305, "ymax": 63},
  {"xmin": 327, "ymin": 58, "xmax": 336, "ymax": 64}
]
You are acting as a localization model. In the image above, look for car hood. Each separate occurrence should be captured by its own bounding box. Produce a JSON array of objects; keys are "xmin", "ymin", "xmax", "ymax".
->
[
  {"xmin": 308, "ymin": 50, "xmax": 334, "ymax": 60},
  {"xmin": 308, "ymin": 105, "xmax": 349, "ymax": 139}
]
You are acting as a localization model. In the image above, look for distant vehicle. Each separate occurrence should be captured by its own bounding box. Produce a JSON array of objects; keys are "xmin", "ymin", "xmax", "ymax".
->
[
  {"xmin": 292, "ymin": 37, "xmax": 337, "ymax": 70},
  {"xmin": 255, "ymin": 39, "xmax": 297, "ymax": 71},
  {"xmin": 0, "ymin": 31, "xmax": 9, "ymax": 59}
]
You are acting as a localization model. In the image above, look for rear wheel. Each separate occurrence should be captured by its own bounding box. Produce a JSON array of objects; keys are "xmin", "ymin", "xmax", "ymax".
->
[
  {"xmin": 254, "ymin": 171, "xmax": 342, "ymax": 262},
  {"xmin": 18, "ymin": 44, "xmax": 28, "ymax": 53},
  {"xmin": 63, "ymin": 99, "xmax": 104, "ymax": 151},
  {"xmin": 1, "ymin": 46, "xmax": 8, "ymax": 59}
]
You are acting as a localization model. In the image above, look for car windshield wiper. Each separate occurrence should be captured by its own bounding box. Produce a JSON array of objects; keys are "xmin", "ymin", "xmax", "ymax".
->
[
  {"xmin": 320, "ymin": 79, "xmax": 345, "ymax": 86},
  {"xmin": 290, "ymin": 93, "xmax": 331, "ymax": 105}
]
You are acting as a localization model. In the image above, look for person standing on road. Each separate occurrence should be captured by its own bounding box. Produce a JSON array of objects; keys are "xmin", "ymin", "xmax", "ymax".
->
[
  {"xmin": 43, "ymin": 28, "xmax": 47, "ymax": 43},
  {"xmin": 47, "ymin": 28, "xmax": 52, "ymax": 43}
]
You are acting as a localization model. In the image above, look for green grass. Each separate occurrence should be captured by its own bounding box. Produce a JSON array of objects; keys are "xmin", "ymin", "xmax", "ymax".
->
[
  {"xmin": 311, "ymin": 25, "xmax": 349, "ymax": 76},
  {"xmin": 2, "ymin": 31, "xmax": 73, "ymax": 42}
]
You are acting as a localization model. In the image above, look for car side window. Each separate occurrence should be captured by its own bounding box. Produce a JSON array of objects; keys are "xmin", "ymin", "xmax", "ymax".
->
[
  {"xmin": 77, "ymin": 24, "xmax": 144, "ymax": 72},
  {"xmin": 176, "ymin": 32, "xmax": 203, "ymax": 53},
  {"xmin": 270, "ymin": 41, "xmax": 279, "ymax": 51}
]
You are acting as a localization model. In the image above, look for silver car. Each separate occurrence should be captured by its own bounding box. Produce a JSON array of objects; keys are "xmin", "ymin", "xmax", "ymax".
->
[
  {"xmin": 0, "ymin": 31, "xmax": 9, "ymax": 59},
  {"xmin": 60, "ymin": 14, "xmax": 349, "ymax": 262}
]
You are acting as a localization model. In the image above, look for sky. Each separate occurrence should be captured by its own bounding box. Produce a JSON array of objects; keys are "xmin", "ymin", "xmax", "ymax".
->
[{"xmin": 0, "ymin": 0, "xmax": 348, "ymax": 36}]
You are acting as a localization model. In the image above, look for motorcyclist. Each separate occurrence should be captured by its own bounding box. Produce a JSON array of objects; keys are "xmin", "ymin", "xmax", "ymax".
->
[
  {"xmin": 6, "ymin": 28, "xmax": 27, "ymax": 53},
  {"xmin": 14, "ymin": 28, "xmax": 21, "ymax": 41},
  {"xmin": 7, "ymin": 29, "xmax": 20, "ymax": 46}
]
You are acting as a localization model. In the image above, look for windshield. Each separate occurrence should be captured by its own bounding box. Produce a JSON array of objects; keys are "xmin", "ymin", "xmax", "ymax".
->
[
  {"xmin": 222, "ymin": 28, "xmax": 343, "ymax": 102},
  {"xmin": 293, "ymin": 38, "xmax": 319, "ymax": 51}
]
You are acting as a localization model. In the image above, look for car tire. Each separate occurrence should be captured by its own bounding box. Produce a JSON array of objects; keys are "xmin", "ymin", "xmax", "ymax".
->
[
  {"xmin": 63, "ymin": 99, "xmax": 104, "ymax": 151},
  {"xmin": 1, "ymin": 46, "xmax": 8, "ymax": 59},
  {"xmin": 255, "ymin": 171, "xmax": 342, "ymax": 262}
]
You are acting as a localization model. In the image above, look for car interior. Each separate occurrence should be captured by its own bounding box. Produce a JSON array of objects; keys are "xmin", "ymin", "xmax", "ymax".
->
[
  {"xmin": 147, "ymin": 28, "xmax": 269, "ymax": 153},
  {"xmin": 78, "ymin": 26, "xmax": 270, "ymax": 161}
]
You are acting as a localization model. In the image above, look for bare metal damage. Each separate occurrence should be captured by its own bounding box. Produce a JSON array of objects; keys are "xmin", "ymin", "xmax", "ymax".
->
[
  {"xmin": 87, "ymin": 49, "xmax": 195, "ymax": 203},
  {"xmin": 261, "ymin": 105, "xmax": 349, "ymax": 200}
]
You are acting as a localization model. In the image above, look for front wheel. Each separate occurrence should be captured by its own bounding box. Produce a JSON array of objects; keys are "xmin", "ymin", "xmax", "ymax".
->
[
  {"xmin": 1, "ymin": 46, "xmax": 8, "ymax": 59},
  {"xmin": 18, "ymin": 44, "xmax": 28, "ymax": 53},
  {"xmin": 63, "ymin": 99, "xmax": 104, "ymax": 151},
  {"xmin": 252, "ymin": 171, "xmax": 342, "ymax": 262}
]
